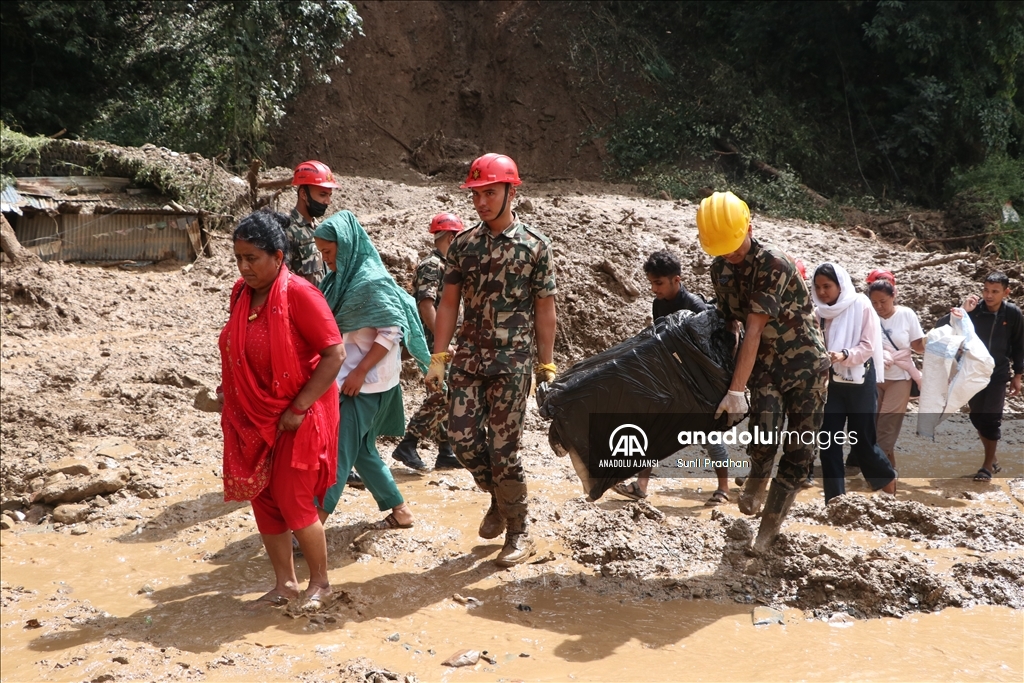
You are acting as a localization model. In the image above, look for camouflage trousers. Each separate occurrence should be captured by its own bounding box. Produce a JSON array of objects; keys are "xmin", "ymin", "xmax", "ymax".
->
[
  {"xmin": 746, "ymin": 367, "xmax": 829, "ymax": 488},
  {"xmin": 405, "ymin": 387, "xmax": 449, "ymax": 445},
  {"xmin": 448, "ymin": 368, "xmax": 531, "ymax": 525}
]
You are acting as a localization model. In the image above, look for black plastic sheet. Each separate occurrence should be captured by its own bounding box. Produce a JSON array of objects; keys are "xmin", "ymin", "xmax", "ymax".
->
[{"xmin": 539, "ymin": 309, "xmax": 736, "ymax": 500}]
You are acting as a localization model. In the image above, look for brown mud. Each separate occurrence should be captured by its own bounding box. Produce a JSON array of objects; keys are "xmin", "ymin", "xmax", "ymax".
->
[{"xmin": 2, "ymin": 176, "xmax": 1023, "ymax": 681}]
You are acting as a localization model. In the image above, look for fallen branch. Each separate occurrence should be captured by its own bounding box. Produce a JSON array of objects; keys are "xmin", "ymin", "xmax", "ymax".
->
[
  {"xmin": 599, "ymin": 259, "xmax": 640, "ymax": 297},
  {"xmin": 365, "ymin": 114, "xmax": 414, "ymax": 154},
  {"xmin": 905, "ymin": 252, "xmax": 974, "ymax": 271},
  {"xmin": 918, "ymin": 230, "xmax": 1017, "ymax": 245},
  {"xmin": 878, "ymin": 215, "xmax": 910, "ymax": 228},
  {"xmin": 257, "ymin": 178, "xmax": 292, "ymax": 190},
  {"xmin": 716, "ymin": 141, "xmax": 828, "ymax": 205},
  {"xmin": 246, "ymin": 159, "xmax": 262, "ymax": 208}
]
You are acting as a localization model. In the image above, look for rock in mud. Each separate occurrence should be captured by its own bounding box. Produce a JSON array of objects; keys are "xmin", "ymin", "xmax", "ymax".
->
[
  {"xmin": 752, "ymin": 606, "xmax": 784, "ymax": 626},
  {"xmin": 193, "ymin": 386, "xmax": 222, "ymax": 413},
  {"xmin": 442, "ymin": 649, "xmax": 480, "ymax": 667},
  {"xmin": 35, "ymin": 470, "xmax": 128, "ymax": 505},
  {"xmin": 727, "ymin": 518, "xmax": 754, "ymax": 542},
  {"xmin": 52, "ymin": 503, "xmax": 90, "ymax": 524},
  {"xmin": 46, "ymin": 459, "xmax": 92, "ymax": 477}
]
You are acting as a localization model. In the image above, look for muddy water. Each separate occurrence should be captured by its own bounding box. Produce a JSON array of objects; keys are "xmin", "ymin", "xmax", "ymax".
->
[{"xmin": 2, "ymin": 445, "xmax": 1022, "ymax": 683}]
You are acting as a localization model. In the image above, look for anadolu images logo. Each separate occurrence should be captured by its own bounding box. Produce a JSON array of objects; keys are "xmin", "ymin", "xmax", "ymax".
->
[{"xmin": 608, "ymin": 424, "xmax": 648, "ymax": 458}]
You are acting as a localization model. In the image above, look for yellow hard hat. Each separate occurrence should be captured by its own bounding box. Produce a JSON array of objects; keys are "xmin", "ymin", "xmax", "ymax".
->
[{"xmin": 696, "ymin": 191, "xmax": 750, "ymax": 256}]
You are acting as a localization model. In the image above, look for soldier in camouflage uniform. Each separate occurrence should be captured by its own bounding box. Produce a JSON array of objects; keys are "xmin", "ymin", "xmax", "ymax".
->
[
  {"xmin": 285, "ymin": 160, "xmax": 339, "ymax": 286},
  {"xmin": 391, "ymin": 213, "xmax": 465, "ymax": 471},
  {"xmin": 425, "ymin": 154, "xmax": 557, "ymax": 568},
  {"xmin": 698, "ymin": 191, "xmax": 829, "ymax": 555}
]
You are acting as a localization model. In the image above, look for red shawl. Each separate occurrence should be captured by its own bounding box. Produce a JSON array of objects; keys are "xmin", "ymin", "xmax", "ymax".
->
[{"xmin": 218, "ymin": 267, "xmax": 339, "ymax": 502}]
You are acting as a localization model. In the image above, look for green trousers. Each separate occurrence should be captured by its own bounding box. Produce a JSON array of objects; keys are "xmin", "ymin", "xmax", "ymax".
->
[{"xmin": 317, "ymin": 386, "xmax": 406, "ymax": 514}]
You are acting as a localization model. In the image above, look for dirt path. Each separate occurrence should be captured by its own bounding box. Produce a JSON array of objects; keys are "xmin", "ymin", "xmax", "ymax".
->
[{"xmin": 2, "ymin": 177, "xmax": 1022, "ymax": 682}]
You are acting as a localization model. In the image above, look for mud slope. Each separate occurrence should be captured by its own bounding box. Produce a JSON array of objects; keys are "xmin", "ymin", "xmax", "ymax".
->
[{"xmin": 270, "ymin": 1, "xmax": 611, "ymax": 181}]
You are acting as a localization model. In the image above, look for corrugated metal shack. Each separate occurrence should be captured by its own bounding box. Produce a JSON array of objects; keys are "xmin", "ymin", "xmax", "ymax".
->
[{"xmin": 1, "ymin": 176, "xmax": 205, "ymax": 263}]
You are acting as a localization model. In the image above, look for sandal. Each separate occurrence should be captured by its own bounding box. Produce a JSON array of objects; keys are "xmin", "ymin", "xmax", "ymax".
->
[
  {"xmin": 973, "ymin": 467, "xmax": 993, "ymax": 482},
  {"xmin": 704, "ymin": 489, "xmax": 730, "ymax": 507},
  {"xmin": 302, "ymin": 586, "xmax": 332, "ymax": 612},
  {"xmin": 366, "ymin": 513, "xmax": 414, "ymax": 530},
  {"xmin": 246, "ymin": 591, "xmax": 292, "ymax": 610},
  {"xmin": 612, "ymin": 481, "xmax": 647, "ymax": 501},
  {"xmin": 992, "ymin": 462, "xmax": 1002, "ymax": 474}
]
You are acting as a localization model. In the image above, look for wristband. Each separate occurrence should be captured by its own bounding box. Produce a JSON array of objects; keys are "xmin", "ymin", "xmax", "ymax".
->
[
  {"xmin": 842, "ymin": 349, "xmax": 850, "ymax": 360},
  {"xmin": 288, "ymin": 404, "xmax": 307, "ymax": 416}
]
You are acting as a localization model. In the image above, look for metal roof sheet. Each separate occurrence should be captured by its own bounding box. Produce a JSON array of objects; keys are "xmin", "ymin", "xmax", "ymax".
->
[{"xmin": 4, "ymin": 177, "xmax": 193, "ymax": 215}]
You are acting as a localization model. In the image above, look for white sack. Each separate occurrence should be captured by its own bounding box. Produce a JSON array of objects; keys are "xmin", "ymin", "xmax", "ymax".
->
[{"xmin": 917, "ymin": 308, "xmax": 995, "ymax": 438}]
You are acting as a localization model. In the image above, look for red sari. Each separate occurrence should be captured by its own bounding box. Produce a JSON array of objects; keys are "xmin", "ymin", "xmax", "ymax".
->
[{"xmin": 218, "ymin": 267, "xmax": 340, "ymax": 502}]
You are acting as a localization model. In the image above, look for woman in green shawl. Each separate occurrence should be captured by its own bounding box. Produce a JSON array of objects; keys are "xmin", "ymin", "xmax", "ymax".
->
[{"xmin": 313, "ymin": 210, "xmax": 431, "ymax": 529}]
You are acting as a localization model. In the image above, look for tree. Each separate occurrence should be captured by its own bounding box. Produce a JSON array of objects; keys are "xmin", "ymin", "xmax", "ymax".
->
[{"xmin": 0, "ymin": 1, "xmax": 362, "ymax": 164}]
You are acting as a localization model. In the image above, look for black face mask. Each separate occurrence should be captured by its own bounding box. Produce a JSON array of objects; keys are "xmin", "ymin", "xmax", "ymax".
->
[{"xmin": 305, "ymin": 187, "xmax": 329, "ymax": 218}]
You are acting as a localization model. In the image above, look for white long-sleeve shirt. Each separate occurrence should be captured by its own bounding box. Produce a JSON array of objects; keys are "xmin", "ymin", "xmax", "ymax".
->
[{"xmin": 336, "ymin": 326, "xmax": 403, "ymax": 394}]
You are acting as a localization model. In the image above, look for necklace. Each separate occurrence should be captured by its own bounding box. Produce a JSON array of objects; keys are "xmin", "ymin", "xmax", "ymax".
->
[{"xmin": 248, "ymin": 304, "xmax": 264, "ymax": 322}]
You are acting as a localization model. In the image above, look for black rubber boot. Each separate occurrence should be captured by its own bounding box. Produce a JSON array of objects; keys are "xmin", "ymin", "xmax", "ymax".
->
[
  {"xmin": 750, "ymin": 479, "xmax": 799, "ymax": 556},
  {"xmin": 392, "ymin": 435, "xmax": 427, "ymax": 471},
  {"xmin": 434, "ymin": 441, "xmax": 461, "ymax": 470}
]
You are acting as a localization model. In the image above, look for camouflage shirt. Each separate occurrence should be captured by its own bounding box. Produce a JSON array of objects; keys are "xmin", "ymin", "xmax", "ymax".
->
[
  {"xmin": 413, "ymin": 249, "xmax": 445, "ymax": 309},
  {"xmin": 443, "ymin": 217, "xmax": 557, "ymax": 375},
  {"xmin": 711, "ymin": 237, "xmax": 828, "ymax": 385},
  {"xmin": 414, "ymin": 249, "xmax": 445, "ymax": 351},
  {"xmin": 285, "ymin": 209, "xmax": 324, "ymax": 284}
]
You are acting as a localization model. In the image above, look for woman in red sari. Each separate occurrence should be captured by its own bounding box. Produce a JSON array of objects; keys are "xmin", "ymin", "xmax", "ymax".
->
[{"xmin": 219, "ymin": 210, "xmax": 344, "ymax": 610}]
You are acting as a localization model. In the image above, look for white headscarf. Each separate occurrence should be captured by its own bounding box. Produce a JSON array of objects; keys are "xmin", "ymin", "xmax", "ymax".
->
[{"xmin": 812, "ymin": 262, "xmax": 884, "ymax": 383}]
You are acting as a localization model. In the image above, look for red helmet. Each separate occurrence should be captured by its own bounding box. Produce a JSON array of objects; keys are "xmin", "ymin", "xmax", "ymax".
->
[
  {"xmin": 429, "ymin": 212, "xmax": 464, "ymax": 234},
  {"xmin": 461, "ymin": 153, "xmax": 522, "ymax": 188},
  {"xmin": 292, "ymin": 160, "xmax": 341, "ymax": 189}
]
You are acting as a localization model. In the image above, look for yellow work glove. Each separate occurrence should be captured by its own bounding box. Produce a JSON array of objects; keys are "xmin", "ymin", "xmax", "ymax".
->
[
  {"xmin": 424, "ymin": 352, "xmax": 450, "ymax": 392},
  {"xmin": 534, "ymin": 362, "xmax": 557, "ymax": 385}
]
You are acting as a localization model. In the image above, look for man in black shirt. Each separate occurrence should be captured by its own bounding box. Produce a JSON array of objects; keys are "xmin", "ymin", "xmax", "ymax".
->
[
  {"xmin": 938, "ymin": 271, "xmax": 1023, "ymax": 481},
  {"xmin": 612, "ymin": 250, "xmax": 732, "ymax": 506}
]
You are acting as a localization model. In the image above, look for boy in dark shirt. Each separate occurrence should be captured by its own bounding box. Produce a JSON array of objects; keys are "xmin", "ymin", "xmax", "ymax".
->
[
  {"xmin": 938, "ymin": 271, "xmax": 1023, "ymax": 481},
  {"xmin": 612, "ymin": 251, "xmax": 732, "ymax": 506}
]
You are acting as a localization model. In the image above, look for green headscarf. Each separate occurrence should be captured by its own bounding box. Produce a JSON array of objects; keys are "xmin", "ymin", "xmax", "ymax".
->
[{"xmin": 314, "ymin": 210, "xmax": 429, "ymax": 373}]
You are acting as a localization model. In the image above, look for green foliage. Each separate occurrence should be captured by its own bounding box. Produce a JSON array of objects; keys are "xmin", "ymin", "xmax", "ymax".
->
[
  {"xmin": 948, "ymin": 155, "xmax": 1024, "ymax": 259},
  {"xmin": 1, "ymin": 1, "xmax": 362, "ymax": 166},
  {"xmin": 0, "ymin": 124, "xmax": 49, "ymax": 186},
  {"xmin": 633, "ymin": 165, "xmax": 841, "ymax": 224},
  {"xmin": 579, "ymin": 0, "xmax": 1024, "ymax": 210}
]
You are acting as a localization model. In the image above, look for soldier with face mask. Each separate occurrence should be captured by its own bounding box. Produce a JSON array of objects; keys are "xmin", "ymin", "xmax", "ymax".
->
[{"xmin": 287, "ymin": 160, "xmax": 341, "ymax": 286}]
